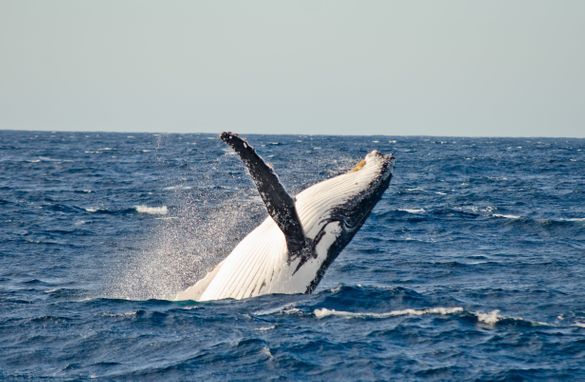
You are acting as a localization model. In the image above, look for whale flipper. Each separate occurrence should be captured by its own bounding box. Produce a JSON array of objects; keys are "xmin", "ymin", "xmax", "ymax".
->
[{"xmin": 220, "ymin": 132, "xmax": 307, "ymax": 255}]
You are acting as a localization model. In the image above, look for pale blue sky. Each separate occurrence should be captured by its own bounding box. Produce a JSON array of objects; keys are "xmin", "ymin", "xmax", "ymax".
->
[{"xmin": 1, "ymin": 1, "xmax": 584, "ymax": 137}]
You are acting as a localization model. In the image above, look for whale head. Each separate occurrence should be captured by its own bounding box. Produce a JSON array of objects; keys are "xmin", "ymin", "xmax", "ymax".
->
[
  {"xmin": 296, "ymin": 149, "xmax": 394, "ymax": 236},
  {"xmin": 335, "ymin": 150, "xmax": 395, "ymax": 231},
  {"xmin": 294, "ymin": 150, "xmax": 394, "ymax": 291}
]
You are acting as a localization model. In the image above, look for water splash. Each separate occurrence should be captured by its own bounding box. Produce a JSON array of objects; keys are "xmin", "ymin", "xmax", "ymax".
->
[
  {"xmin": 105, "ymin": 148, "xmax": 265, "ymax": 300},
  {"xmin": 108, "ymin": 190, "xmax": 264, "ymax": 300}
]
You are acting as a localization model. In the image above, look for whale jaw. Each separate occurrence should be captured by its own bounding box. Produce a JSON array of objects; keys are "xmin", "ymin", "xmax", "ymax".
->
[{"xmin": 175, "ymin": 134, "xmax": 394, "ymax": 302}]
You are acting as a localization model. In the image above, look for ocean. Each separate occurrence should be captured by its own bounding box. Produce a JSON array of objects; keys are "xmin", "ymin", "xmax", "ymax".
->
[{"xmin": 0, "ymin": 130, "xmax": 584, "ymax": 380}]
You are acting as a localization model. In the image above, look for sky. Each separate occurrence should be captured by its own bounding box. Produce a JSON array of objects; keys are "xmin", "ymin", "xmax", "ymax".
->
[{"xmin": 0, "ymin": 1, "xmax": 584, "ymax": 137}]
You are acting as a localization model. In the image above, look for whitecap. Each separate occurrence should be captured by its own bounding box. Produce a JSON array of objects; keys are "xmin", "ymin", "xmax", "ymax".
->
[
  {"xmin": 254, "ymin": 303, "xmax": 302, "ymax": 316},
  {"xmin": 328, "ymin": 285, "xmax": 343, "ymax": 294},
  {"xmin": 261, "ymin": 345, "xmax": 274, "ymax": 359},
  {"xmin": 314, "ymin": 306, "xmax": 463, "ymax": 319},
  {"xmin": 398, "ymin": 208, "xmax": 426, "ymax": 214},
  {"xmin": 561, "ymin": 217, "xmax": 585, "ymax": 222},
  {"xmin": 256, "ymin": 325, "xmax": 276, "ymax": 332},
  {"xmin": 455, "ymin": 205, "xmax": 495, "ymax": 215},
  {"xmin": 163, "ymin": 185, "xmax": 193, "ymax": 191},
  {"xmin": 575, "ymin": 322, "xmax": 585, "ymax": 328},
  {"xmin": 32, "ymin": 156, "xmax": 73, "ymax": 163},
  {"xmin": 476, "ymin": 310, "xmax": 501, "ymax": 326},
  {"xmin": 101, "ymin": 311, "xmax": 138, "ymax": 318},
  {"xmin": 493, "ymin": 213, "xmax": 521, "ymax": 220},
  {"xmin": 135, "ymin": 205, "xmax": 168, "ymax": 215},
  {"xmin": 473, "ymin": 310, "xmax": 550, "ymax": 327}
]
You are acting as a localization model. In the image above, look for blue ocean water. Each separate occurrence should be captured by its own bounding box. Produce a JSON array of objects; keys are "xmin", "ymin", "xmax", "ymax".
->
[{"xmin": 1, "ymin": 130, "xmax": 584, "ymax": 380}]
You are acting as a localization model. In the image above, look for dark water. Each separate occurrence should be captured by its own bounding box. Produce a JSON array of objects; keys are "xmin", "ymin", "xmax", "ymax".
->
[{"xmin": 1, "ymin": 130, "xmax": 584, "ymax": 381}]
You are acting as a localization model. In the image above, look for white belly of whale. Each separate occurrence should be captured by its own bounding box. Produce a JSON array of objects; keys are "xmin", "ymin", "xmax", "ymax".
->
[{"xmin": 176, "ymin": 216, "xmax": 342, "ymax": 302}]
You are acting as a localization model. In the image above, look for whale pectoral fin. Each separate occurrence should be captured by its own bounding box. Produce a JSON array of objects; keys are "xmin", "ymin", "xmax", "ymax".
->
[{"xmin": 220, "ymin": 132, "xmax": 306, "ymax": 254}]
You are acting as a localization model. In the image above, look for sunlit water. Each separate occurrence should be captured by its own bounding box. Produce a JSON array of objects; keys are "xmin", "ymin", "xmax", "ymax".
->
[{"xmin": 1, "ymin": 131, "xmax": 584, "ymax": 380}]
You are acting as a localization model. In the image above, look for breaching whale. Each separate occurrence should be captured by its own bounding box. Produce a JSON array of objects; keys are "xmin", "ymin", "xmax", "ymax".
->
[{"xmin": 175, "ymin": 132, "xmax": 394, "ymax": 301}]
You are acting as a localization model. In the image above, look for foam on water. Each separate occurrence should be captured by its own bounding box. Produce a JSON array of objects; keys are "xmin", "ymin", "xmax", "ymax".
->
[
  {"xmin": 562, "ymin": 217, "xmax": 585, "ymax": 222},
  {"xmin": 493, "ymin": 213, "xmax": 521, "ymax": 220},
  {"xmin": 314, "ymin": 306, "xmax": 464, "ymax": 319},
  {"xmin": 476, "ymin": 310, "xmax": 502, "ymax": 326},
  {"xmin": 398, "ymin": 207, "xmax": 426, "ymax": 214},
  {"xmin": 134, "ymin": 205, "xmax": 168, "ymax": 215}
]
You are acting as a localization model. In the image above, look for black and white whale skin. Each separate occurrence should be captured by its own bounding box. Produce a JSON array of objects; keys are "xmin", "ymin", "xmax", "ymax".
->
[{"xmin": 175, "ymin": 133, "xmax": 395, "ymax": 301}]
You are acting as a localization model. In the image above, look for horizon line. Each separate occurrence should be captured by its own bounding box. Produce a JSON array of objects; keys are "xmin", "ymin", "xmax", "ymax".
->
[{"xmin": 0, "ymin": 128, "xmax": 584, "ymax": 140}]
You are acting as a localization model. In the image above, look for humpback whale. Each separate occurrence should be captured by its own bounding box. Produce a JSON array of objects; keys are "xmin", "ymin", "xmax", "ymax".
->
[{"xmin": 175, "ymin": 132, "xmax": 394, "ymax": 301}]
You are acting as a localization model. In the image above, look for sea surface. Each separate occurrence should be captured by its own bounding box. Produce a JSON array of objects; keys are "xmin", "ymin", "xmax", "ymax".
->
[{"xmin": 1, "ymin": 130, "xmax": 584, "ymax": 381}]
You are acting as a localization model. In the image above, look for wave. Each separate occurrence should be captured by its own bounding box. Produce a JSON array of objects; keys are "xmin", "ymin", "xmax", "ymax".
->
[
  {"xmin": 134, "ymin": 205, "xmax": 168, "ymax": 215},
  {"xmin": 84, "ymin": 147, "xmax": 114, "ymax": 154},
  {"xmin": 312, "ymin": 303, "xmax": 551, "ymax": 328},
  {"xmin": 381, "ymin": 205, "xmax": 585, "ymax": 229},
  {"xmin": 476, "ymin": 310, "xmax": 502, "ymax": 325},
  {"xmin": 397, "ymin": 208, "xmax": 426, "ymax": 214},
  {"xmin": 254, "ymin": 303, "xmax": 304, "ymax": 317},
  {"xmin": 26, "ymin": 156, "xmax": 74, "ymax": 163},
  {"xmin": 83, "ymin": 205, "xmax": 169, "ymax": 216},
  {"xmin": 560, "ymin": 217, "xmax": 585, "ymax": 222},
  {"xmin": 101, "ymin": 311, "xmax": 138, "ymax": 319},
  {"xmin": 84, "ymin": 206, "xmax": 133, "ymax": 215},
  {"xmin": 493, "ymin": 213, "xmax": 521, "ymax": 220},
  {"xmin": 314, "ymin": 306, "xmax": 463, "ymax": 319},
  {"xmin": 473, "ymin": 309, "xmax": 551, "ymax": 327},
  {"xmin": 163, "ymin": 185, "xmax": 193, "ymax": 191}
]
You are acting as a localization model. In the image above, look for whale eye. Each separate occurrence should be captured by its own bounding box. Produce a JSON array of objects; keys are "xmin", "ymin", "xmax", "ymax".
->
[{"xmin": 351, "ymin": 159, "xmax": 366, "ymax": 172}]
